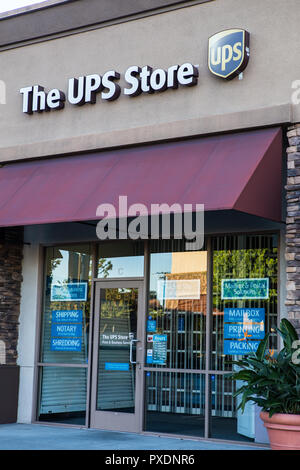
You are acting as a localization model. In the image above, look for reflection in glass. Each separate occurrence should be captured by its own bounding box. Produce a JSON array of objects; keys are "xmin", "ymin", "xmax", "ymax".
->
[
  {"xmin": 41, "ymin": 245, "xmax": 92, "ymax": 364},
  {"xmin": 145, "ymin": 240, "xmax": 207, "ymax": 436},
  {"xmin": 96, "ymin": 287, "xmax": 138, "ymax": 413},
  {"xmin": 97, "ymin": 241, "xmax": 144, "ymax": 278},
  {"xmin": 38, "ymin": 245, "xmax": 92, "ymax": 425},
  {"xmin": 147, "ymin": 240, "xmax": 207, "ymax": 369},
  {"xmin": 211, "ymin": 234, "xmax": 278, "ymax": 441},
  {"xmin": 212, "ymin": 234, "xmax": 278, "ymax": 370}
]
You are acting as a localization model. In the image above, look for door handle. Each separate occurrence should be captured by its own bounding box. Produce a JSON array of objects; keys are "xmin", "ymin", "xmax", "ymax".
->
[{"xmin": 129, "ymin": 338, "xmax": 140, "ymax": 364}]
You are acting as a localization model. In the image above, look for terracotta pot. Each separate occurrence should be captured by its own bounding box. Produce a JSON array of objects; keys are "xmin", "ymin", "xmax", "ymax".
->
[{"xmin": 260, "ymin": 411, "xmax": 300, "ymax": 450}]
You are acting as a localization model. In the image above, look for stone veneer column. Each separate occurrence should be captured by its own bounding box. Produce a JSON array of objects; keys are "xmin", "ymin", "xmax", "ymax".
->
[
  {"xmin": 0, "ymin": 227, "xmax": 23, "ymax": 423},
  {"xmin": 286, "ymin": 123, "xmax": 300, "ymax": 336},
  {"xmin": 0, "ymin": 228, "xmax": 23, "ymax": 365}
]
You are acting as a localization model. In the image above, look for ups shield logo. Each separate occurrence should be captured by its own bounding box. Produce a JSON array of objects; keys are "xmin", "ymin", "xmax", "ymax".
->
[{"xmin": 208, "ymin": 29, "xmax": 250, "ymax": 80}]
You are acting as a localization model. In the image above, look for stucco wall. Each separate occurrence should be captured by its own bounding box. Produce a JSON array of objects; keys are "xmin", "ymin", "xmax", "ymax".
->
[{"xmin": 0, "ymin": 0, "xmax": 299, "ymax": 161}]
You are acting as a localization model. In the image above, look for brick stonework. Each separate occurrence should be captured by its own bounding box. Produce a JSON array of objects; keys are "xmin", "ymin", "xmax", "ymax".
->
[
  {"xmin": 286, "ymin": 123, "xmax": 300, "ymax": 336},
  {"xmin": 0, "ymin": 228, "xmax": 23, "ymax": 365}
]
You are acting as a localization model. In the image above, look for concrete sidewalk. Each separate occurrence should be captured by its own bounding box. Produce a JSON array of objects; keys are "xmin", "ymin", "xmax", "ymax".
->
[{"xmin": 0, "ymin": 424, "xmax": 268, "ymax": 450}]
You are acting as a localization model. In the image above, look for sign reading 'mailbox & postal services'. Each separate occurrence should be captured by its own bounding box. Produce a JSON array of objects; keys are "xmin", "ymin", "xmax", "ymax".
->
[{"xmin": 19, "ymin": 29, "xmax": 250, "ymax": 114}]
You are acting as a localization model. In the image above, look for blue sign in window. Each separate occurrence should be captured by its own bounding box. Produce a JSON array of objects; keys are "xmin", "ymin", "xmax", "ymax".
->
[
  {"xmin": 51, "ymin": 323, "xmax": 82, "ymax": 338},
  {"xmin": 52, "ymin": 310, "xmax": 83, "ymax": 323},
  {"xmin": 223, "ymin": 307, "xmax": 265, "ymax": 355},
  {"xmin": 224, "ymin": 308, "xmax": 265, "ymax": 323},
  {"xmin": 50, "ymin": 282, "xmax": 88, "ymax": 301},
  {"xmin": 105, "ymin": 363, "xmax": 130, "ymax": 371},
  {"xmin": 221, "ymin": 278, "xmax": 269, "ymax": 300},
  {"xmin": 50, "ymin": 309, "xmax": 83, "ymax": 352},
  {"xmin": 178, "ymin": 317, "xmax": 185, "ymax": 332},
  {"xmin": 147, "ymin": 320, "xmax": 157, "ymax": 332},
  {"xmin": 224, "ymin": 340, "xmax": 261, "ymax": 356},
  {"xmin": 50, "ymin": 338, "xmax": 82, "ymax": 352},
  {"xmin": 152, "ymin": 334, "xmax": 167, "ymax": 365}
]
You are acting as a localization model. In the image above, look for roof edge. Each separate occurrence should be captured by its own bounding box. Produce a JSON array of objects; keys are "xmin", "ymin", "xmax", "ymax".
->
[{"xmin": 0, "ymin": 0, "xmax": 74, "ymax": 20}]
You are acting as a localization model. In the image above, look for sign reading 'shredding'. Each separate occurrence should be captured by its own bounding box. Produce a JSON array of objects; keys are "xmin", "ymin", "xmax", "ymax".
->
[{"xmin": 19, "ymin": 29, "xmax": 250, "ymax": 114}]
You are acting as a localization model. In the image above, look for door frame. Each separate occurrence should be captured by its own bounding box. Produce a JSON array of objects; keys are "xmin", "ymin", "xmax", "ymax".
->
[{"xmin": 90, "ymin": 278, "xmax": 146, "ymax": 432}]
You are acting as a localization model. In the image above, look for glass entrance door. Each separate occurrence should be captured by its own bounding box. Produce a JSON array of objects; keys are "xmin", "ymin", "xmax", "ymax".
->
[{"xmin": 90, "ymin": 280, "xmax": 145, "ymax": 432}]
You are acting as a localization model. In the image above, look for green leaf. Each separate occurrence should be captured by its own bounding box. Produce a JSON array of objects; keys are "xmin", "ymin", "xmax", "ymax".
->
[
  {"xmin": 281, "ymin": 318, "xmax": 299, "ymax": 343},
  {"xmin": 224, "ymin": 320, "xmax": 300, "ymax": 416},
  {"xmin": 255, "ymin": 333, "xmax": 270, "ymax": 361}
]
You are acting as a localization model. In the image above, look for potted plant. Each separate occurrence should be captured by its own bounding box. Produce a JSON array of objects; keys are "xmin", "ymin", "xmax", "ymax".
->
[{"xmin": 228, "ymin": 318, "xmax": 300, "ymax": 450}]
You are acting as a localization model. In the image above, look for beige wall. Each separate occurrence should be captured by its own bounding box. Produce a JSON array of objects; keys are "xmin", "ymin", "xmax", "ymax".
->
[
  {"xmin": 171, "ymin": 252, "xmax": 207, "ymax": 274},
  {"xmin": 0, "ymin": 0, "xmax": 299, "ymax": 162}
]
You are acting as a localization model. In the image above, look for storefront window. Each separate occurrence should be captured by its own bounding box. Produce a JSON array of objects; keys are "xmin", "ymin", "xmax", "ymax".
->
[
  {"xmin": 211, "ymin": 234, "xmax": 278, "ymax": 441},
  {"xmin": 36, "ymin": 234, "xmax": 279, "ymax": 438},
  {"xmin": 144, "ymin": 239, "xmax": 207, "ymax": 436},
  {"xmin": 144, "ymin": 234, "xmax": 278, "ymax": 441},
  {"xmin": 212, "ymin": 234, "xmax": 278, "ymax": 370},
  {"xmin": 146, "ymin": 239, "xmax": 207, "ymax": 370},
  {"xmin": 145, "ymin": 371, "xmax": 206, "ymax": 437},
  {"xmin": 38, "ymin": 244, "xmax": 92, "ymax": 425}
]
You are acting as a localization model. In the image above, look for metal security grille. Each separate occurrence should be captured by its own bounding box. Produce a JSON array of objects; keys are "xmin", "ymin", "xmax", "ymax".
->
[
  {"xmin": 39, "ymin": 366, "xmax": 87, "ymax": 414},
  {"xmin": 145, "ymin": 234, "xmax": 278, "ymax": 439},
  {"xmin": 146, "ymin": 311, "xmax": 206, "ymax": 371},
  {"xmin": 146, "ymin": 372, "xmax": 205, "ymax": 415},
  {"xmin": 211, "ymin": 234, "xmax": 278, "ymax": 422}
]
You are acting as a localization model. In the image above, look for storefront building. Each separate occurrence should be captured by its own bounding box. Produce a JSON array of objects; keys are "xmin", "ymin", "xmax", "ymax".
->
[{"xmin": 0, "ymin": 0, "xmax": 299, "ymax": 445}]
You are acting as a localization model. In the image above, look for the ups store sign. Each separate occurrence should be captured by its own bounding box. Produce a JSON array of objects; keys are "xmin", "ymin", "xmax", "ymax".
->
[{"xmin": 19, "ymin": 29, "xmax": 250, "ymax": 114}]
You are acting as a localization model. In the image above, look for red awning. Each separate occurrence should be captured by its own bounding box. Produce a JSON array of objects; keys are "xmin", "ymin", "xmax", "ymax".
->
[{"xmin": 0, "ymin": 127, "xmax": 282, "ymax": 227}]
